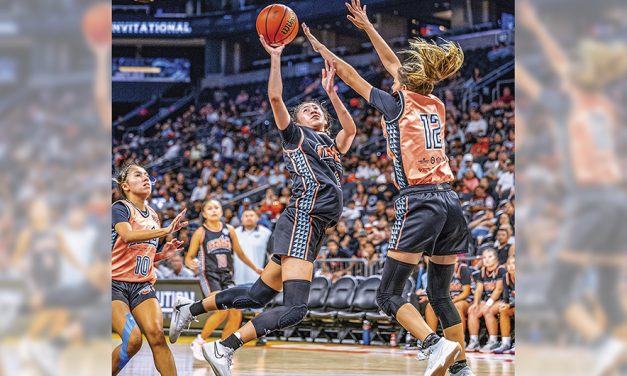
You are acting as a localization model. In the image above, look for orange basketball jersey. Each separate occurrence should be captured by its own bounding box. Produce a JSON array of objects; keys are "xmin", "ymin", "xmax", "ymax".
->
[
  {"xmin": 568, "ymin": 93, "xmax": 621, "ymax": 186},
  {"xmin": 383, "ymin": 90, "xmax": 455, "ymax": 188},
  {"xmin": 111, "ymin": 200, "xmax": 161, "ymax": 284}
]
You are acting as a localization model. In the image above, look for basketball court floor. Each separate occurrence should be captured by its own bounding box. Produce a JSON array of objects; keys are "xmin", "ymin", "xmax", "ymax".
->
[{"xmin": 116, "ymin": 337, "xmax": 515, "ymax": 376}]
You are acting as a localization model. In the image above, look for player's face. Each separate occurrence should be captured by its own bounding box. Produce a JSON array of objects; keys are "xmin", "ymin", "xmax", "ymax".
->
[
  {"xmin": 124, "ymin": 166, "xmax": 151, "ymax": 198},
  {"xmin": 483, "ymin": 251, "xmax": 497, "ymax": 267},
  {"xmin": 202, "ymin": 201, "xmax": 223, "ymax": 221},
  {"xmin": 297, "ymin": 103, "xmax": 326, "ymax": 131},
  {"xmin": 496, "ymin": 230, "xmax": 508, "ymax": 243}
]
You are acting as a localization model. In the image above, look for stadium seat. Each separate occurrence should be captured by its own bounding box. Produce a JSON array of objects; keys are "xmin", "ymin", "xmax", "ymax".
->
[
  {"xmin": 335, "ymin": 275, "xmax": 381, "ymax": 343},
  {"xmin": 308, "ymin": 276, "xmax": 358, "ymax": 342}
]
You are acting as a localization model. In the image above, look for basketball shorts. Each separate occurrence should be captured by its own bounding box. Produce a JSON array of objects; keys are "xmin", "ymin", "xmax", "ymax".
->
[
  {"xmin": 112, "ymin": 280, "xmax": 157, "ymax": 311},
  {"xmin": 199, "ymin": 271, "xmax": 235, "ymax": 297},
  {"xmin": 271, "ymin": 207, "xmax": 332, "ymax": 263},
  {"xmin": 389, "ymin": 183, "xmax": 469, "ymax": 256}
]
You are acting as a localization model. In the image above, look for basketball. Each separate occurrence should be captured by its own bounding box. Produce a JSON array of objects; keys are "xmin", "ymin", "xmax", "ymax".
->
[
  {"xmin": 256, "ymin": 4, "xmax": 299, "ymax": 46},
  {"xmin": 82, "ymin": 3, "xmax": 112, "ymax": 45}
]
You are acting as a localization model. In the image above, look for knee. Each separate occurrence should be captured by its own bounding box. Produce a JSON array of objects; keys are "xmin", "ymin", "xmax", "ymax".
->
[
  {"xmin": 126, "ymin": 331, "xmax": 143, "ymax": 356},
  {"xmin": 277, "ymin": 304, "xmax": 308, "ymax": 328},
  {"xmin": 144, "ymin": 326, "xmax": 167, "ymax": 347},
  {"xmin": 375, "ymin": 289, "xmax": 405, "ymax": 318}
]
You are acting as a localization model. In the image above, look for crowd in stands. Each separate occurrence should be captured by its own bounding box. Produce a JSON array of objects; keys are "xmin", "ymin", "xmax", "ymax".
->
[{"xmin": 112, "ymin": 44, "xmax": 515, "ymax": 351}]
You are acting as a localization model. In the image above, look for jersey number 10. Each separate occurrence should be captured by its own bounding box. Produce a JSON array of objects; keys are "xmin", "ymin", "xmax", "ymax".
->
[
  {"xmin": 135, "ymin": 255, "xmax": 151, "ymax": 276},
  {"xmin": 419, "ymin": 114, "xmax": 443, "ymax": 150}
]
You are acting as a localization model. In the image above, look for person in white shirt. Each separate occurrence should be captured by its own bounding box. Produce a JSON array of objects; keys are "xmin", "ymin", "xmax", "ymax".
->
[
  {"xmin": 221, "ymin": 136, "xmax": 235, "ymax": 160},
  {"xmin": 233, "ymin": 210, "xmax": 272, "ymax": 286},
  {"xmin": 496, "ymin": 160, "xmax": 515, "ymax": 199},
  {"xmin": 190, "ymin": 178, "xmax": 209, "ymax": 203},
  {"xmin": 164, "ymin": 253, "xmax": 196, "ymax": 279},
  {"xmin": 466, "ymin": 108, "xmax": 488, "ymax": 137}
]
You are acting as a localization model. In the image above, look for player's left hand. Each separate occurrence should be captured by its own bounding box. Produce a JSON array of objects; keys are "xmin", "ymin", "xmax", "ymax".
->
[
  {"xmin": 321, "ymin": 59, "xmax": 337, "ymax": 95},
  {"xmin": 162, "ymin": 238, "xmax": 185, "ymax": 259},
  {"xmin": 346, "ymin": 0, "xmax": 372, "ymax": 31}
]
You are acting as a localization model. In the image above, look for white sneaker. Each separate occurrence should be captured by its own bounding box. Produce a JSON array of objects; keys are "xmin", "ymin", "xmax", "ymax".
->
[
  {"xmin": 191, "ymin": 334, "xmax": 206, "ymax": 361},
  {"xmin": 416, "ymin": 344, "xmax": 432, "ymax": 361},
  {"xmin": 479, "ymin": 341, "xmax": 500, "ymax": 354},
  {"xmin": 592, "ymin": 338, "xmax": 626, "ymax": 376},
  {"xmin": 465, "ymin": 340, "xmax": 480, "ymax": 352},
  {"xmin": 424, "ymin": 338, "xmax": 461, "ymax": 376},
  {"xmin": 450, "ymin": 365, "xmax": 476, "ymax": 376},
  {"xmin": 201, "ymin": 340, "xmax": 234, "ymax": 376},
  {"xmin": 169, "ymin": 296, "xmax": 195, "ymax": 343}
]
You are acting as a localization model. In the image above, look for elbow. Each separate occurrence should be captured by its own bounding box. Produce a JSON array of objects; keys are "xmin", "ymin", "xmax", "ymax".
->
[{"xmin": 268, "ymin": 95, "xmax": 282, "ymax": 104}]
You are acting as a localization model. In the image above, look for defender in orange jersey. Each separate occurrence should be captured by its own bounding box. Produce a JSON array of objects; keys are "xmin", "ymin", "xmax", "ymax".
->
[
  {"xmin": 304, "ymin": 1, "xmax": 472, "ymax": 374},
  {"xmin": 111, "ymin": 163, "xmax": 188, "ymax": 376}
]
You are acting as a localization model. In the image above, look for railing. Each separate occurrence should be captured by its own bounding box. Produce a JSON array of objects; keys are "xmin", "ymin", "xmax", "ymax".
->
[
  {"xmin": 461, "ymin": 59, "xmax": 514, "ymax": 111},
  {"xmin": 123, "ymin": 92, "xmax": 195, "ymax": 138},
  {"xmin": 314, "ymin": 258, "xmax": 370, "ymax": 277},
  {"xmin": 113, "ymin": 96, "xmax": 158, "ymax": 129}
]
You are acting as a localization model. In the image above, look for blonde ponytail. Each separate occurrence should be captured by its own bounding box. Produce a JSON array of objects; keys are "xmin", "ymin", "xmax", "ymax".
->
[{"xmin": 397, "ymin": 38, "xmax": 464, "ymax": 95}]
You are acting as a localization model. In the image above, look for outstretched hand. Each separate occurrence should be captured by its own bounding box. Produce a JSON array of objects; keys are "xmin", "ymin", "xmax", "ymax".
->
[
  {"xmin": 259, "ymin": 34, "xmax": 284, "ymax": 56},
  {"xmin": 167, "ymin": 209, "xmax": 189, "ymax": 234},
  {"xmin": 345, "ymin": 0, "xmax": 371, "ymax": 30},
  {"xmin": 321, "ymin": 59, "xmax": 337, "ymax": 95},
  {"xmin": 302, "ymin": 23, "xmax": 323, "ymax": 53},
  {"xmin": 161, "ymin": 238, "xmax": 185, "ymax": 259}
]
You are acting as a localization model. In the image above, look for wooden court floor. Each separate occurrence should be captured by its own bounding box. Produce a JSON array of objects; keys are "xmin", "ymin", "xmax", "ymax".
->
[{"xmin": 116, "ymin": 337, "xmax": 515, "ymax": 376}]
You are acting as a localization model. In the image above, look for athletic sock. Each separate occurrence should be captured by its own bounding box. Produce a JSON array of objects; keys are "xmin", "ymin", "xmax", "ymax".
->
[
  {"xmin": 470, "ymin": 335, "xmax": 479, "ymax": 342},
  {"xmin": 189, "ymin": 301, "xmax": 207, "ymax": 316},
  {"xmin": 422, "ymin": 333, "xmax": 441, "ymax": 350},
  {"xmin": 502, "ymin": 336, "xmax": 511, "ymax": 346},
  {"xmin": 449, "ymin": 359, "xmax": 467, "ymax": 374},
  {"xmin": 489, "ymin": 335, "xmax": 498, "ymax": 343},
  {"xmin": 220, "ymin": 332, "xmax": 244, "ymax": 351}
]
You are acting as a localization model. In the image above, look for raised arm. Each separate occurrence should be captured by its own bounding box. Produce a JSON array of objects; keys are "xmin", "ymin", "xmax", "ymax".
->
[
  {"xmin": 519, "ymin": 0, "xmax": 570, "ymax": 81},
  {"xmin": 259, "ymin": 35, "xmax": 290, "ymax": 130},
  {"xmin": 303, "ymin": 23, "xmax": 373, "ymax": 101},
  {"xmin": 346, "ymin": 0, "xmax": 401, "ymax": 79},
  {"xmin": 321, "ymin": 59, "xmax": 356, "ymax": 154}
]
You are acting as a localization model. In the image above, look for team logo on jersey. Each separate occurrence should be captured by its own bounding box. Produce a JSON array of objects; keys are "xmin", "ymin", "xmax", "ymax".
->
[
  {"xmin": 205, "ymin": 237, "xmax": 232, "ymax": 253},
  {"xmin": 315, "ymin": 143, "xmax": 341, "ymax": 165},
  {"xmin": 222, "ymin": 228, "xmax": 229, "ymax": 236}
]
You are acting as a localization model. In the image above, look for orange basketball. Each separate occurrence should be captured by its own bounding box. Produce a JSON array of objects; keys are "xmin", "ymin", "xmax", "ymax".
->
[
  {"xmin": 256, "ymin": 4, "xmax": 299, "ymax": 47},
  {"xmin": 82, "ymin": 3, "xmax": 112, "ymax": 45}
]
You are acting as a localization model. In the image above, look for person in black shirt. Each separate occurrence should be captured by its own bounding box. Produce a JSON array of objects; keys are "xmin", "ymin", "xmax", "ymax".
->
[
  {"xmin": 169, "ymin": 36, "xmax": 356, "ymax": 375},
  {"xmin": 493, "ymin": 255, "xmax": 515, "ymax": 354}
]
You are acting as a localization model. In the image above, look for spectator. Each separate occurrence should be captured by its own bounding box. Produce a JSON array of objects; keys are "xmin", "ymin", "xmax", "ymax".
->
[
  {"xmin": 466, "ymin": 108, "xmax": 488, "ymax": 138},
  {"xmin": 190, "ymin": 179, "xmax": 208, "ymax": 203},
  {"xmin": 495, "ymin": 228, "xmax": 515, "ymax": 266},
  {"xmin": 234, "ymin": 210, "xmax": 272, "ymax": 286},
  {"xmin": 163, "ymin": 254, "xmax": 195, "ymax": 279},
  {"xmin": 457, "ymin": 153, "xmax": 484, "ymax": 180},
  {"xmin": 496, "ymin": 159, "xmax": 515, "ymax": 199}
]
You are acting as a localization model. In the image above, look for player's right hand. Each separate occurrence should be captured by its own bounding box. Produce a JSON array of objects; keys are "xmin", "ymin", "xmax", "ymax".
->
[
  {"xmin": 259, "ymin": 35, "xmax": 284, "ymax": 56},
  {"xmin": 302, "ymin": 23, "xmax": 323, "ymax": 52}
]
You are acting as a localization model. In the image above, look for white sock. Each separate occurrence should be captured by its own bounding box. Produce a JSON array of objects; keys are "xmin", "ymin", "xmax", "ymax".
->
[
  {"xmin": 470, "ymin": 335, "xmax": 479, "ymax": 342},
  {"xmin": 502, "ymin": 337, "xmax": 511, "ymax": 346},
  {"xmin": 489, "ymin": 335, "xmax": 498, "ymax": 343}
]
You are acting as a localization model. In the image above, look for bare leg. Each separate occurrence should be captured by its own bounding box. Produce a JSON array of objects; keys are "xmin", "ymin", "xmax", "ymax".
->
[{"xmin": 132, "ymin": 298, "xmax": 177, "ymax": 376}]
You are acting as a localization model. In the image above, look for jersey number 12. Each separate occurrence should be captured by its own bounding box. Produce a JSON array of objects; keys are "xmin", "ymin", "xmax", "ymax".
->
[{"xmin": 419, "ymin": 114, "xmax": 443, "ymax": 150}]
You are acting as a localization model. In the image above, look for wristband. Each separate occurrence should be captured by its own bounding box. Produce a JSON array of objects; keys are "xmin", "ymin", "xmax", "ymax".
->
[{"xmin": 486, "ymin": 298, "xmax": 494, "ymax": 307}]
